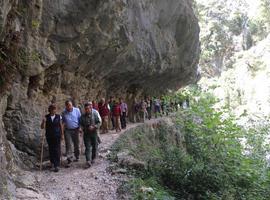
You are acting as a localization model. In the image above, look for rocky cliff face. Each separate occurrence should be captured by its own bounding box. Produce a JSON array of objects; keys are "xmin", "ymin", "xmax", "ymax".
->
[{"xmin": 0, "ymin": 0, "xmax": 199, "ymax": 197}]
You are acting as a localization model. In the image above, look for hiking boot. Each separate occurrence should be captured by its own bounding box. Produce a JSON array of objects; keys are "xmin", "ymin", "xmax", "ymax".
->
[
  {"xmin": 91, "ymin": 159, "xmax": 95, "ymax": 165},
  {"xmin": 97, "ymin": 137, "xmax": 102, "ymax": 144},
  {"xmin": 54, "ymin": 167, "xmax": 59, "ymax": 172},
  {"xmin": 67, "ymin": 158, "xmax": 72, "ymax": 164},
  {"xmin": 65, "ymin": 158, "xmax": 72, "ymax": 168},
  {"xmin": 85, "ymin": 161, "xmax": 91, "ymax": 169}
]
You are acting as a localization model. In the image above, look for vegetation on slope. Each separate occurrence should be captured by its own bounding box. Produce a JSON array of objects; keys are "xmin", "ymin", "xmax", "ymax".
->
[{"xmin": 110, "ymin": 88, "xmax": 270, "ymax": 199}]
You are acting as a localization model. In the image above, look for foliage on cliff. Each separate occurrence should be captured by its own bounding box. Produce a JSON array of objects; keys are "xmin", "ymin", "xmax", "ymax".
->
[{"xmin": 194, "ymin": 0, "xmax": 270, "ymax": 77}]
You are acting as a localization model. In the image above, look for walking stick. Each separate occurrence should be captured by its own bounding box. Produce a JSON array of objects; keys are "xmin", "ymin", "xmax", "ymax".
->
[
  {"xmin": 60, "ymin": 139, "xmax": 63, "ymax": 166},
  {"xmin": 40, "ymin": 128, "xmax": 45, "ymax": 171}
]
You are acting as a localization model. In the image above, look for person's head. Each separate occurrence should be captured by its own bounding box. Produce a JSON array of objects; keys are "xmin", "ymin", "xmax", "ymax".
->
[
  {"xmin": 65, "ymin": 100, "xmax": 73, "ymax": 112},
  {"xmin": 48, "ymin": 104, "xmax": 57, "ymax": 115},
  {"xmin": 101, "ymin": 98, "xmax": 105, "ymax": 104},
  {"xmin": 92, "ymin": 100, "xmax": 96, "ymax": 104},
  {"xmin": 119, "ymin": 98, "xmax": 123, "ymax": 103},
  {"xmin": 110, "ymin": 96, "xmax": 113, "ymax": 101},
  {"xmin": 84, "ymin": 102, "xmax": 93, "ymax": 114}
]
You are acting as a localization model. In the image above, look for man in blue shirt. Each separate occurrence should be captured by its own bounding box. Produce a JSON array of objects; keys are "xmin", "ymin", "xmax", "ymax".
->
[{"xmin": 62, "ymin": 100, "xmax": 81, "ymax": 166}]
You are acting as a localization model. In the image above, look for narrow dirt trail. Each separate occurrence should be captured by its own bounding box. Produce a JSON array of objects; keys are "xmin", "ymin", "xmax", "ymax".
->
[{"xmin": 35, "ymin": 119, "xmax": 161, "ymax": 200}]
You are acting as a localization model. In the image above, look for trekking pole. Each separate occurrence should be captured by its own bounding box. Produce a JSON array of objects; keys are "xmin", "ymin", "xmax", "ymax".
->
[
  {"xmin": 40, "ymin": 128, "xmax": 45, "ymax": 171},
  {"xmin": 80, "ymin": 131, "xmax": 84, "ymax": 155},
  {"xmin": 39, "ymin": 110, "xmax": 47, "ymax": 171}
]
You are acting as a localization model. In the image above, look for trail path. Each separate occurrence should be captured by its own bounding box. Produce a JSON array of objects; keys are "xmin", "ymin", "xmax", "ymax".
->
[{"xmin": 35, "ymin": 119, "xmax": 161, "ymax": 200}]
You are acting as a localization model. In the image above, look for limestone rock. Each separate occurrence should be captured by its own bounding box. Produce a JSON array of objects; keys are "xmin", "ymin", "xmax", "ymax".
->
[
  {"xmin": 1, "ymin": 0, "xmax": 199, "ymax": 158},
  {"xmin": 0, "ymin": 0, "xmax": 200, "ymax": 197}
]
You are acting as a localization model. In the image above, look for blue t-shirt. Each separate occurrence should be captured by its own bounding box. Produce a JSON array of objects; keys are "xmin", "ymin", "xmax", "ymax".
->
[{"xmin": 62, "ymin": 107, "xmax": 81, "ymax": 129}]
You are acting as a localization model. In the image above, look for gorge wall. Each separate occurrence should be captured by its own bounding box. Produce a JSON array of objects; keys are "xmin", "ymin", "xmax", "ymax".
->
[{"xmin": 0, "ymin": 0, "xmax": 200, "ymax": 197}]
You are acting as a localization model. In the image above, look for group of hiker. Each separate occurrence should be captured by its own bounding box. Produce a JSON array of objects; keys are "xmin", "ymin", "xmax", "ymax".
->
[
  {"xmin": 40, "ymin": 97, "xmax": 129, "ymax": 172},
  {"xmin": 131, "ymin": 97, "xmax": 189, "ymax": 122},
  {"xmin": 40, "ymin": 96, "xmax": 189, "ymax": 172}
]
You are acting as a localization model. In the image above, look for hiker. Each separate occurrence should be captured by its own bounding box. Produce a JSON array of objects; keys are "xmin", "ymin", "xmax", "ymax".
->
[
  {"xmin": 120, "ymin": 98, "xmax": 128, "ymax": 129},
  {"xmin": 154, "ymin": 98, "xmax": 161, "ymax": 118},
  {"xmin": 92, "ymin": 100, "xmax": 99, "ymax": 112},
  {"xmin": 139, "ymin": 99, "xmax": 147, "ymax": 123},
  {"xmin": 132, "ymin": 98, "xmax": 140, "ymax": 123},
  {"xmin": 161, "ymin": 97, "xmax": 165, "ymax": 115},
  {"xmin": 41, "ymin": 104, "xmax": 63, "ymax": 172},
  {"xmin": 92, "ymin": 100, "xmax": 101, "ymax": 144},
  {"xmin": 108, "ymin": 96, "xmax": 115, "ymax": 130},
  {"xmin": 98, "ymin": 98, "xmax": 110, "ymax": 134},
  {"xmin": 146, "ymin": 97, "xmax": 152, "ymax": 120},
  {"xmin": 186, "ymin": 97, "xmax": 190, "ymax": 108},
  {"xmin": 113, "ymin": 100, "xmax": 121, "ymax": 132},
  {"xmin": 80, "ymin": 102, "xmax": 101, "ymax": 168},
  {"xmin": 62, "ymin": 100, "xmax": 81, "ymax": 167}
]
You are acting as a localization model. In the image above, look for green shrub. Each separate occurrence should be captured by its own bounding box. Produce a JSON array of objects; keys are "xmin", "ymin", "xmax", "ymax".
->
[{"xmin": 111, "ymin": 91, "xmax": 270, "ymax": 199}]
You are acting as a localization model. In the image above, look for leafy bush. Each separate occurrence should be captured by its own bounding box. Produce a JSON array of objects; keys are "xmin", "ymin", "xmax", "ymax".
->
[
  {"xmin": 111, "ymin": 91, "xmax": 270, "ymax": 199},
  {"xmin": 118, "ymin": 178, "xmax": 174, "ymax": 200}
]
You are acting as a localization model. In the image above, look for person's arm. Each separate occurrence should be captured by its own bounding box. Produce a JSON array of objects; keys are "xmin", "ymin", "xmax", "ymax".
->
[
  {"xmin": 94, "ymin": 111, "xmax": 102, "ymax": 129},
  {"xmin": 126, "ymin": 103, "xmax": 128, "ymax": 115},
  {"xmin": 61, "ymin": 111, "xmax": 66, "ymax": 129},
  {"xmin": 77, "ymin": 108, "xmax": 83, "ymax": 133},
  {"xmin": 77, "ymin": 108, "xmax": 82, "ymax": 123},
  {"xmin": 60, "ymin": 120, "xmax": 64, "ymax": 140},
  {"xmin": 79, "ymin": 115, "xmax": 84, "ymax": 133}
]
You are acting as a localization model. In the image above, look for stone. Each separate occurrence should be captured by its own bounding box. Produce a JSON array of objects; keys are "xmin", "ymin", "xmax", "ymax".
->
[
  {"xmin": 16, "ymin": 188, "xmax": 48, "ymax": 200},
  {"xmin": 140, "ymin": 186, "xmax": 154, "ymax": 194},
  {"xmin": 117, "ymin": 151, "xmax": 146, "ymax": 170},
  {"xmin": 112, "ymin": 168, "xmax": 128, "ymax": 175}
]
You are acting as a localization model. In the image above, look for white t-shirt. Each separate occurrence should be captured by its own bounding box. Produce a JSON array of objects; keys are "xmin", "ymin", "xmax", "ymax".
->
[
  {"xmin": 50, "ymin": 115, "xmax": 62, "ymax": 121},
  {"xmin": 51, "ymin": 115, "xmax": 56, "ymax": 121}
]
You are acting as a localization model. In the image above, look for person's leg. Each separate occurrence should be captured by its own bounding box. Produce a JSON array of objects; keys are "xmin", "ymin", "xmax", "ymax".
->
[
  {"xmin": 123, "ymin": 112, "xmax": 126, "ymax": 128},
  {"xmin": 64, "ymin": 130, "xmax": 73, "ymax": 162},
  {"xmin": 144, "ymin": 111, "xmax": 146, "ymax": 122},
  {"xmin": 71, "ymin": 129, "xmax": 80, "ymax": 160},
  {"xmin": 118, "ymin": 116, "xmax": 121, "ymax": 131},
  {"xmin": 105, "ymin": 116, "xmax": 109, "ymax": 133},
  {"xmin": 149, "ymin": 107, "xmax": 152, "ymax": 119},
  {"xmin": 90, "ymin": 133, "xmax": 98, "ymax": 162},
  {"xmin": 141, "ymin": 111, "xmax": 145, "ymax": 123},
  {"xmin": 113, "ymin": 116, "xmax": 117, "ymax": 131},
  {"xmin": 46, "ymin": 136, "xmax": 54, "ymax": 166},
  {"xmin": 120, "ymin": 114, "xmax": 124, "ymax": 129},
  {"xmin": 101, "ymin": 117, "xmax": 105, "ymax": 134},
  {"xmin": 111, "ymin": 115, "xmax": 115, "ymax": 130},
  {"xmin": 133, "ymin": 112, "xmax": 136, "ymax": 123},
  {"xmin": 55, "ymin": 136, "xmax": 61, "ymax": 168},
  {"xmin": 146, "ymin": 108, "xmax": 150, "ymax": 120},
  {"xmin": 51, "ymin": 136, "xmax": 61, "ymax": 171},
  {"xmin": 97, "ymin": 129, "xmax": 101, "ymax": 144},
  {"xmin": 83, "ymin": 133, "xmax": 91, "ymax": 162}
]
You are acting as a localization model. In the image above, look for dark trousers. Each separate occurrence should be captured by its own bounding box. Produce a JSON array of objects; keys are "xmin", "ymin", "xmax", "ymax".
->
[
  {"xmin": 46, "ymin": 135, "xmax": 61, "ymax": 168},
  {"xmin": 146, "ymin": 107, "xmax": 151, "ymax": 119},
  {"xmin": 120, "ymin": 112, "xmax": 127, "ymax": 128},
  {"xmin": 83, "ymin": 132, "xmax": 98, "ymax": 162},
  {"xmin": 111, "ymin": 115, "xmax": 115, "ymax": 129}
]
